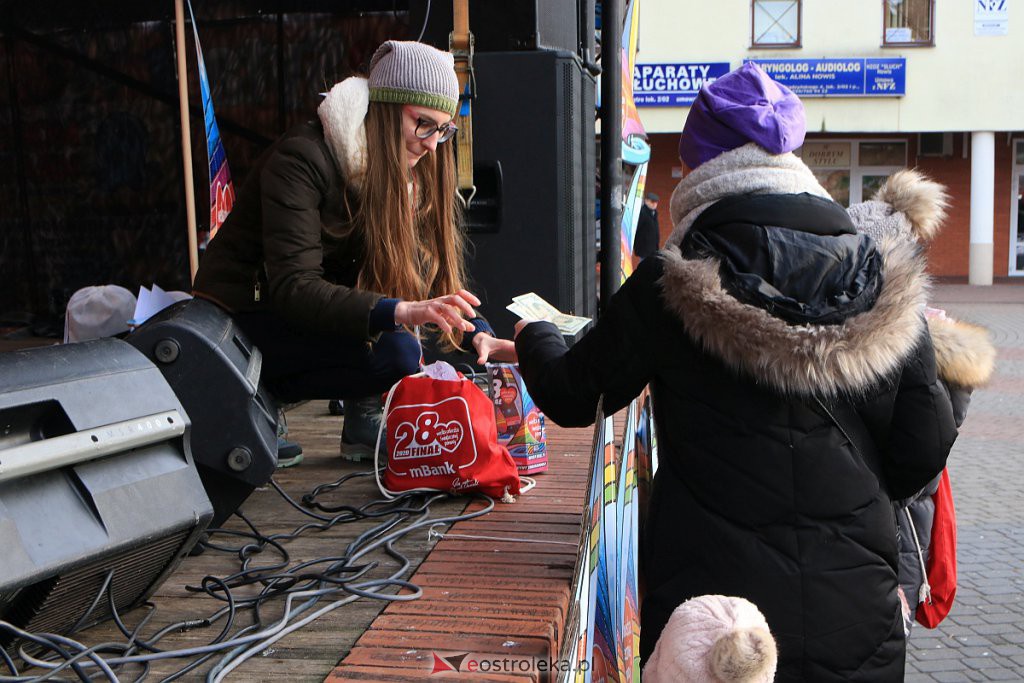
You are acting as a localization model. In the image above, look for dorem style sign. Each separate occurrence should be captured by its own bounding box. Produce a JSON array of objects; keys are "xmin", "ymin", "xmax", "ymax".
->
[
  {"xmin": 633, "ymin": 62, "xmax": 730, "ymax": 106},
  {"xmin": 746, "ymin": 58, "xmax": 906, "ymax": 97}
]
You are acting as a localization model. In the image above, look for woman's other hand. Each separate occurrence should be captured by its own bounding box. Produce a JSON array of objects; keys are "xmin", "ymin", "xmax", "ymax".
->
[
  {"xmin": 394, "ymin": 289, "xmax": 481, "ymax": 334},
  {"xmin": 473, "ymin": 334, "xmax": 517, "ymax": 364}
]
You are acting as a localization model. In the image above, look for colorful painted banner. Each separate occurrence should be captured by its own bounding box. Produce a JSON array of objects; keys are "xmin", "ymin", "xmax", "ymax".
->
[
  {"xmin": 619, "ymin": 162, "xmax": 647, "ymax": 282},
  {"xmin": 619, "ymin": 0, "xmax": 650, "ymax": 284},
  {"xmin": 559, "ymin": 401, "xmax": 610, "ymax": 683},
  {"xmin": 616, "ymin": 400, "xmax": 641, "ymax": 681},
  {"xmin": 558, "ymin": 391, "xmax": 652, "ymax": 683},
  {"xmin": 187, "ymin": 0, "xmax": 235, "ymax": 247}
]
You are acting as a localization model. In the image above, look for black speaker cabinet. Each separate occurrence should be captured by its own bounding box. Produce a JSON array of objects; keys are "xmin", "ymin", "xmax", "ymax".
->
[
  {"xmin": 462, "ymin": 50, "xmax": 597, "ymax": 338},
  {"xmin": 127, "ymin": 298, "xmax": 278, "ymax": 527},
  {"xmin": 410, "ymin": 0, "xmax": 583, "ymax": 54},
  {"xmin": 0, "ymin": 339, "xmax": 213, "ymax": 639}
]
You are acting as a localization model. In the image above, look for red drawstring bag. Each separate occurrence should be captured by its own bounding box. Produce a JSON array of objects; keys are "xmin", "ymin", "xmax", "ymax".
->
[
  {"xmin": 374, "ymin": 363, "xmax": 521, "ymax": 501},
  {"xmin": 917, "ymin": 468, "xmax": 957, "ymax": 628}
]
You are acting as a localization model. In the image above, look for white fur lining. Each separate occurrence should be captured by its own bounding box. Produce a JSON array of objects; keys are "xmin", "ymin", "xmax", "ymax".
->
[{"xmin": 317, "ymin": 77, "xmax": 369, "ymax": 191}]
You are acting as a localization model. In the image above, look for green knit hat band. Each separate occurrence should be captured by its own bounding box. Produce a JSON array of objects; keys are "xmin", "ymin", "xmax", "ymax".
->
[{"xmin": 369, "ymin": 86, "xmax": 458, "ymax": 117}]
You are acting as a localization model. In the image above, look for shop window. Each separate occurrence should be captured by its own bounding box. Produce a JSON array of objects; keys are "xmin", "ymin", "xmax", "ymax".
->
[
  {"xmin": 919, "ymin": 132, "xmax": 953, "ymax": 157},
  {"xmin": 752, "ymin": 0, "xmax": 801, "ymax": 48},
  {"xmin": 859, "ymin": 141, "xmax": 907, "ymax": 166},
  {"xmin": 797, "ymin": 140, "xmax": 907, "ymax": 207},
  {"xmin": 883, "ymin": 0, "xmax": 934, "ymax": 46}
]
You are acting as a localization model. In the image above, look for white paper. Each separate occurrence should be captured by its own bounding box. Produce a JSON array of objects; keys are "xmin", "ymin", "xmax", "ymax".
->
[{"xmin": 130, "ymin": 284, "xmax": 192, "ymax": 327}]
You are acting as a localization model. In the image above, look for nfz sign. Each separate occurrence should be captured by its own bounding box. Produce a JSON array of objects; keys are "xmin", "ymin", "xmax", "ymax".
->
[
  {"xmin": 975, "ymin": 0, "xmax": 1008, "ymax": 36},
  {"xmin": 633, "ymin": 62, "xmax": 731, "ymax": 106},
  {"xmin": 747, "ymin": 58, "xmax": 906, "ymax": 97}
]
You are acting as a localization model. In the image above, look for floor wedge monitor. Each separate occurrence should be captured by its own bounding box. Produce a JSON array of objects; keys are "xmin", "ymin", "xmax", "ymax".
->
[
  {"xmin": 126, "ymin": 298, "xmax": 279, "ymax": 527},
  {"xmin": 0, "ymin": 338, "xmax": 213, "ymax": 640}
]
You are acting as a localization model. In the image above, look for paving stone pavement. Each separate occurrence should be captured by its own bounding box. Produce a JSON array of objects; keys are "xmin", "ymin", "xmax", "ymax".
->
[{"xmin": 905, "ymin": 284, "xmax": 1024, "ymax": 682}]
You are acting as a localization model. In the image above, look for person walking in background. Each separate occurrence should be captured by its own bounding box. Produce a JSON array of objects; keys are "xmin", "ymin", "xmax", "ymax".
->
[
  {"xmin": 193, "ymin": 40, "xmax": 514, "ymax": 462},
  {"xmin": 848, "ymin": 169, "xmax": 996, "ymax": 637},
  {"xmin": 633, "ymin": 192, "xmax": 661, "ymax": 260},
  {"xmin": 513, "ymin": 62, "xmax": 957, "ymax": 681}
]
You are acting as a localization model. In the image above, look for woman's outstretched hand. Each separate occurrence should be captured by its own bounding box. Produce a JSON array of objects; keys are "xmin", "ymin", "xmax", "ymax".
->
[
  {"xmin": 473, "ymin": 334, "xmax": 517, "ymax": 364},
  {"xmin": 394, "ymin": 289, "xmax": 481, "ymax": 334}
]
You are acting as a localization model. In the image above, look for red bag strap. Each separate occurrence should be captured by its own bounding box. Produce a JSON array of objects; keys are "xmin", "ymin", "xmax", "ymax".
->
[{"xmin": 916, "ymin": 468, "xmax": 957, "ymax": 628}]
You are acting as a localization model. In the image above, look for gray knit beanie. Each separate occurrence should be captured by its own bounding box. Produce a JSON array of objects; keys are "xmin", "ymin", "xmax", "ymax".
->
[{"xmin": 368, "ymin": 40, "xmax": 459, "ymax": 117}]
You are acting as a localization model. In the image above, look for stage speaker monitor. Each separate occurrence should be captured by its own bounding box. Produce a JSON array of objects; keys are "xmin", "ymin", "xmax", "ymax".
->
[
  {"xmin": 127, "ymin": 298, "xmax": 278, "ymax": 527},
  {"xmin": 462, "ymin": 50, "xmax": 597, "ymax": 338},
  {"xmin": 409, "ymin": 0, "xmax": 582, "ymax": 54},
  {"xmin": 0, "ymin": 339, "xmax": 213, "ymax": 639}
]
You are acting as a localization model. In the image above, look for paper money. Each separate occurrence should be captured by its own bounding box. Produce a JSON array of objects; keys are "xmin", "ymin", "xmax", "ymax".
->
[
  {"xmin": 512, "ymin": 292, "xmax": 562, "ymax": 319},
  {"xmin": 506, "ymin": 292, "xmax": 592, "ymax": 335}
]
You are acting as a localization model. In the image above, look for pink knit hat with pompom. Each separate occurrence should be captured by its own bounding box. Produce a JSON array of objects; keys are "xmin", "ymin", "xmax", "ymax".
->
[{"xmin": 643, "ymin": 595, "xmax": 777, "ymax": 683}]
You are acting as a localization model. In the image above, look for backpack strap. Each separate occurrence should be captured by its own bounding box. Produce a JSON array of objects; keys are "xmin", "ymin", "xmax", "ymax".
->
[{"xmin": 813, "ymin": 397, "xmax": 887, "ymax": 484}]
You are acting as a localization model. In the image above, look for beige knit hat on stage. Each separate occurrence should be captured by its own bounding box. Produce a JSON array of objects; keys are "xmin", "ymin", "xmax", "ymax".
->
[{"xmin": 367, "ymin": 40, "xmax": 459, "ymax": 116}]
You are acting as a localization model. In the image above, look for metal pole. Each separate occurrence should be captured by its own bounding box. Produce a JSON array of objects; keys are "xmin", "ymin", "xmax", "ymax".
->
[
  {"xmin": 174, "ymin": 0, "xmax": 199, "ymax": 283},
  {"xmin": 599, "ymin": 0, "xmax": 622, "ymax": 313}
]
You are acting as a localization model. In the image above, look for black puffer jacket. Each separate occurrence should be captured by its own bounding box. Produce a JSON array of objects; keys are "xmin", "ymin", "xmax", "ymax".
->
[{"xmin": 515, "ymin": 148, "xmax": 957, "ymax": 682}]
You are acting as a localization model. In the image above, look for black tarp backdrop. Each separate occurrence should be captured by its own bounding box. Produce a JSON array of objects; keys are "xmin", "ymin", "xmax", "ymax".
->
[{"xmin": 0, "ymin": 1, "xmax": 407, "ymax": 334}]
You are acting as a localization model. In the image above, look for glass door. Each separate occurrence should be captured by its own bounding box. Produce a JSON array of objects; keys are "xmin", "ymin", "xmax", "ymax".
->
[{"xmin": 1012, "ymin": 140, "xmax": 1024, "ymax": 275}]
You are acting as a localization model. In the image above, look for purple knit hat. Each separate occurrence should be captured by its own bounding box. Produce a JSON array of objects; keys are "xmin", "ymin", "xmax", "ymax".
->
[{"xmin": 679, "ymin": 61, "xmax": 806, "ymax": 170}]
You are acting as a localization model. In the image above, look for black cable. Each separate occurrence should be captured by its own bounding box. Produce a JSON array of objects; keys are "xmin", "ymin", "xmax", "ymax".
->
[
  {"xmin": 0, "ymin": 646, "xmax": 17, "ymax": 677},
  {"xmin": 155, "ymin": 624, "xmax": 260, "ymax": 683},
  {"xmin": 67, "ymin": 569, "xmax": 115, "ymax": 635},
  {"xmin": 0, "ymin": 622, "xmax": 91, "ymax": 682}
]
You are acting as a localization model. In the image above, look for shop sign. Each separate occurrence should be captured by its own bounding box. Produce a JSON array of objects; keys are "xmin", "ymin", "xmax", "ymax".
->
[
  {"xmin": 975, "ymin": 0, "xmax": 1008, "ymax": 36},
  {"xmin": 745, "ymin": 58, "xmax": 906, "ymax": 97},
  {"xmin": 801, "ymin": 142, "xmax": 851, "ymax": 168},
  {"xmin": 632, "ymin": 62, "xmax": 731, "ymax": 106}
]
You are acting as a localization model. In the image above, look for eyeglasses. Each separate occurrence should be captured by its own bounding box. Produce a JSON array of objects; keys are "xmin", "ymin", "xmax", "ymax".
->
[{"xmin": 415, "ymin": 117, "xmax": 458, "ymax": 143}]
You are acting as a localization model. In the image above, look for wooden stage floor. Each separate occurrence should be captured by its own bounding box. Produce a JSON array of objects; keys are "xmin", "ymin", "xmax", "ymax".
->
[{"xmin": 28, "ymin": 399, "xmax": 595, "ymax": 682}]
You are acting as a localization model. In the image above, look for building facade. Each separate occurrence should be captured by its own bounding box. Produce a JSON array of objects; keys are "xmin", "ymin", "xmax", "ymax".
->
[{"xmin": 635, "ymin": 0, "xmax": 1024, "ymax": 280}]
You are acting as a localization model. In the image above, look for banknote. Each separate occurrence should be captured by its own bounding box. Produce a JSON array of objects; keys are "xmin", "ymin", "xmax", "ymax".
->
[
  {"xmin": 511, "ymin": 292, "xmax": 562, "ymax": 319},
  {"xmin": 506, "ymin": 292, "xmax": 592, "ymax": 335}
]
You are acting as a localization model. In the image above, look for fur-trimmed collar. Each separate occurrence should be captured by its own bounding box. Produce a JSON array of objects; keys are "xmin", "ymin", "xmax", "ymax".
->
[
  {"xmin": 659, "ymin": 239, "xmax": 929, "ymax": 396},
  {"xmin": 659, "ymin": 145, "xmax": 931, "ymax": 396},
  {"xmin": 668, "ymin": 143, "xmax": 832, "ymax": 247},
  {"xmin": 928, "ymin": 316, "xmax": 996, "ymax": 388},
  {"xmin": 317, "ymin": 77, "xmax": 369, "ymax": 191}
]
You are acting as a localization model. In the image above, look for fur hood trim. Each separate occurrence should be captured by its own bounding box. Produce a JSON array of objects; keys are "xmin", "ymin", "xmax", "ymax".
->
[
  {"xmin": 667, "ymin": 143, "xmax": 832, "ymax": 247},
  {"xmin": 658, "ymin": 237, "xmax": 930, "ymax": 397},
  {"xmin": 317, "ymin": 77, "xmax": 369, "ymax": 191},
  {"xmin": 928, "ymin": 316, "xmax": 996, "ymax": 388},
  {"xmin": 874, "ymin": 169, "xmax": 949, "ymax": 243}
]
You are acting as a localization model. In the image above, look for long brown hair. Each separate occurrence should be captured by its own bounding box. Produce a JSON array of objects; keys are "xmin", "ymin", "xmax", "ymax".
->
[{"xmin": 354, "ymin": 101, "xmax": 467, "ymax": 349}]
